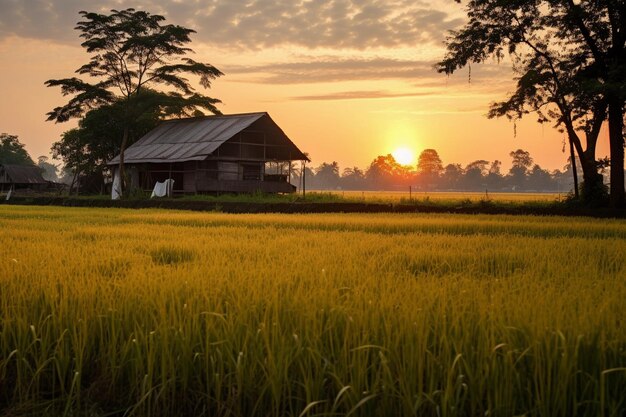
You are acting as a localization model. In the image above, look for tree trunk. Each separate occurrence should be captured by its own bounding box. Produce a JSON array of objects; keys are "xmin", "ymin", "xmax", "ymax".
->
[
  {"xmin": 568, "ymin": 137, "xmax": 579, "ymax": 199},
  {"xmin": 578, "ymin": 154, "xmax": 603, "ymax": 200},
  {"xmin": 70, "ymin": 169, "xmax": 79, "ymax": 196},
  {"xmin": 302, "ymin": 161, "xmax": 306, "ymax": 199},
  {"xmin": 119, "ymin": 126, "xmax": 129, "ymax": 198},
  {"xmin": 608, "ymin": 97, "xmax": 625, "ymax": 208},
  {"xmin": 567, "ymin": 128, "xmax": 602, "ymax": 203}
]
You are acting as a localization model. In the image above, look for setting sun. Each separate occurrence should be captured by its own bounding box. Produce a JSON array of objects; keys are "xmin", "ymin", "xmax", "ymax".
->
[{"xmin": 392, "ymin": 147, "xmax": 415, "ymax": 166}]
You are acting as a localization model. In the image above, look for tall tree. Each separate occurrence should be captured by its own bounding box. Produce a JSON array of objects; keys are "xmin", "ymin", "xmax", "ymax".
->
[
  {"xmin": 314, "ymin": 162, "xmax": 341, "ymax": 189},
  {"xmin": 417, "ymin": 149, "xmax": 444, "ymax": 176},
  {"xmin": 442, "ymin": 163, "xmax": 464, "ymax": 189},
  {"xmin": 486, "ymin": 160, "xmax": 504, "ymax": 190},
  {"xmin": 341, "ymin": 167, "xmax": 366, "ymax": 190},
  {"xmin": 45, "ymin": 8, "xmax": 223, "ymax": 196},
  {"xmin": 366, "ymin": 154, "xmax": 412, "ymax": 189},
  {"xmin": 463, "ymin": 160, "xmax": 489, "ymax": 190},
  {"xmin": 52, "ymin": 90, "xmax": 164, "ymax": 193},
  {"xmin": 0, "ymin": 133, "xmax": 34, "ymax": 166},
  {"xmin": 508, "ymin": 149, "xmax": 534, "ymax": 190},
  {"xmin": 438, "ymin": 0, "xmax": 624, "ymax": 206},
  {"xmin": 510, "ymin": 149, "xmax": 534, "ymax": 171}
]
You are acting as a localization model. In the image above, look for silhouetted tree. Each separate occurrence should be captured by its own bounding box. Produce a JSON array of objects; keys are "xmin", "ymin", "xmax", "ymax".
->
[
  {"xmin": 510, "ymin": 149, "xmax": 534, "ymax": 171},
  {"xmin": 37, "ymin": 156, "xmax": 59, "ymax": 182},
  {"xmin": 416, "ymin": 149, "xmax": 443, "ymax": 176},
  {"xmin": 462, "ymin": 160, "xmax": 489, "ymax": 190},
  {"xmin": 366, "ymin": 154, "xmax": 412, "ymax": 189},
  {"xmin": 438, "ymin": 0, "xmax": 624, "ymax": 206},
  {"xmin": 341, "ymin": 167, "xmax": 366, "ymax": 190},
  {"xmin": 442, "ymin": 163, "xmax": 464, "ymax": 189},
  {"xmin": 416, "ymin": 149, "xmax": 443, "ymax": 189},
  {"xmin": 314, "ymin": 162, "xmax": 341, "ymax": 189},
  {"xmin": 0, "ymin": 134, "xmax": 34, "ymax": 166},
  {"xmin": 489, "ymin": 160, "xmax": 502, "ymax": 176},
  {"xmin": 527, "ymin": 164, "xmax": 554, "ymax": 191},
  {"xmin": 46, "ymin": 8, "xmax": 223, "ymax": 197},
  {"xmin": 52, "ymin": 94, "xmax": 162, "ymax": 193},
  {"xmin": 508, "ymin": 149, "xmax": 534, "ymax": 190},
  {"xmin": 486, "ymin": 160, "xmax": 504, "ymax": 190}
]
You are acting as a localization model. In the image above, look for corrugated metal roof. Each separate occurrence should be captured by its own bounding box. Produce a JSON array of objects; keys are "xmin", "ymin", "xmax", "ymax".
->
[
  {"xmin": 0, "ymin": 164, "xmax": 47, "ymax": 184},
  {"xmin": 109, "ymin": 112, "xmax": 309, "ymax": 165}
]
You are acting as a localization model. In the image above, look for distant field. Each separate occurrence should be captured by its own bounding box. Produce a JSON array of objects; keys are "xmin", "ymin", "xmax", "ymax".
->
[
  {"xmin": 316, "ymin": 190, "xmax": 564, "ymax": 203},
  {"xmin": 1, "ymin": 206, "xmax": 625, "ymax": 416}
]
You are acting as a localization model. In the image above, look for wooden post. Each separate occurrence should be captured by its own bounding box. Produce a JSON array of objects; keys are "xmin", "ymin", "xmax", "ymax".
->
[
  {"xmin": 302, "ymin": 160, "xmax": 306, "ymax": 199},
  {"xmin": 168, "ymin": 163, "xmax": 173, "ymax": 197},
  {"xmin": 195, "ymin": 160, "xmax": 199, "ymax": 195},
  {"xmin": 288, "ymin": 151, "xmax": 292, "ymax": 185}
]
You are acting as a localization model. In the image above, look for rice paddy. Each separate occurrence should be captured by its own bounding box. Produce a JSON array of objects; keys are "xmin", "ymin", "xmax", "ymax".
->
[
  {"xmin": 322, "ymin": 190, "xmax": 563, "ymax": 203},
  {"xmin": 1, "ymin": 205, "xmax": 625, "ymax": 416}
]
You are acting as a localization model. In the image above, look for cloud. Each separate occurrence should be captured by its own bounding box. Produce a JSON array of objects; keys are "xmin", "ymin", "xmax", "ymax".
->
[
  {"xmin": 225, "ymin": 57, "xmax": 438, "ymax": 84},
  {"xmin": 223, "ymin": 56, "xmax": 514, "ymax": 89},
  {"xmin": 0, "ymin": 0, "xmax": 463, "ymax": 50},
  {"xmin": 370, "ymin": 107, "xmax": 487, "ymax": 115},
  {"xmin": 289, "ymin": 90, "xmax": 434, "ymax": 101}
]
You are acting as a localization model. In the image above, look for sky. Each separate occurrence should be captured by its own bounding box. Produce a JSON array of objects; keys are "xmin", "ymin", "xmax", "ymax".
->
[{"xmin": 0, "ymin": 0, "xmax": 611, "ymax": 171}]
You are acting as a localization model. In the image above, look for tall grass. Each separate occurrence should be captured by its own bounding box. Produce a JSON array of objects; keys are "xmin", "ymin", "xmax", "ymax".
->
[{"xmin": 0, "ymin": 206, "xmax": 625, "ymax": 416}]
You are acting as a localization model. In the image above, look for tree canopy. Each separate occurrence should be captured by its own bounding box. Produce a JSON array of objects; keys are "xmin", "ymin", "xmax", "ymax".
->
[
  {"xmin": 301, "ymin": 148, "xmax": 567, "ymax": 192},
  {"xmin": 51, "ymin": 89, "xmax": 165, "ymax": 192},
  {"xmin": 417, "ymin": 149, "xmax": 444, "ymax": 177},
  {"xmin": 438, "ymin": 0, "xmax": 625, "ymax": 207},
  {"xmin": 0, "ymin": 133, "xmax": 35, "ymax": 166},
  {"xmin": 46, "ymin": 8, "xmax": 223, "ymax": 196}
]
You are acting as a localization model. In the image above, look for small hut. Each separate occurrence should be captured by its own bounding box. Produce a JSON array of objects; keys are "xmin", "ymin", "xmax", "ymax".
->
[
  {"xmin": 0, "ymin": 164, "xmax": 47, "ymax": 192},
  {"xmin": 108, "ymin": 112, "xmax": 309, "ymax": 197}
]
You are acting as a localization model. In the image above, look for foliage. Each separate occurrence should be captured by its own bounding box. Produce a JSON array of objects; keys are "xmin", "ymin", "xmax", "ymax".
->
[
  {"xmin": 0, "ymin": 133, "xmax": 35, "ymax": 166},
  {"xmin": 314, "ymin": 161, "xmax": 341, "ymax": 187},
  {"xmin": 52, "ymin": 91, "xmax": 164, "ymax": 192},
  {"xmin": 46, "ymin": 8, "xmax": 223, "ymax": 196},
  {"xmin": 416, "ymin": 148, "xmax": 443, "ymax": 176},
  {"xmin": 365, "ymin": 154, "xmax": 412, "ymax": 188},
  {"xmin": 36, "ymin": 156, "xmax": 59, "ymax": 182},
  {"xmin": 438, "ymin": 0, "xmax": 625, "ymax": 206},
  {"xmin": 301, "ymin": 148, "xmax": 574, "ymax": 192},
  {"xmin": 509, "ymin": 149, "xmax": 533, "ymax": 172},
  {"xmin": 341, "ymin": 167, "xmax": 366, "ymax": 190},
  {"xmin": 1, "ymin": 206, "xmax": 625, "ymax": 416}
]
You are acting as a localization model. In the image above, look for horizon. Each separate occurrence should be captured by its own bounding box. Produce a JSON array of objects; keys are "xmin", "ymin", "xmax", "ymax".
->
[{"xmin": 0, "ymin": 1, "xmax": 612, "ymax": 172}]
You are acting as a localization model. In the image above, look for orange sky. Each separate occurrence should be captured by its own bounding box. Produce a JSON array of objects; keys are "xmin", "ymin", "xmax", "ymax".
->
[{"xmin": 0, "ymin": 1, "xmax": 610, "ymax": 172}]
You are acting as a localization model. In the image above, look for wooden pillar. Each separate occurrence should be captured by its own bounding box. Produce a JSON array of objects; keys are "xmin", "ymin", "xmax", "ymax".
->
[
  {"xmin": 288, "ymin": 161, "xmax": 292, "ymax": 184},
  {"xmin": 302, "ymin": 160, "xmax": 306, "ymax": 198},
  {"xmin": 168, "ymin": 163, "xmax": 172, "ymax": 197},
  {"xmin": 195, "ymin": 160, "xmax": 199, "ymax": 195}
]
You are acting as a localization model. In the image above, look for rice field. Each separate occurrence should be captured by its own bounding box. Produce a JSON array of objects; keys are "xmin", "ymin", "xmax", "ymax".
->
[
  {"xmin": 1, "ymin": 205, "xmax": 625, "ymax": 417},
  {"xmin": 319, "ymin": 190, "xmax": 563, "ymax": 203}
]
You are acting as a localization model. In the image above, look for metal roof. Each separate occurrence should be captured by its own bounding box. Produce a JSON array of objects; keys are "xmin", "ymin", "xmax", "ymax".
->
[
  {"xmin": 108, "ymin": 112, "xmax": 308, "ymax": 164},
  {"xmin": 0, "ymin": 164, "xmax": 47, "ymax": 184}
]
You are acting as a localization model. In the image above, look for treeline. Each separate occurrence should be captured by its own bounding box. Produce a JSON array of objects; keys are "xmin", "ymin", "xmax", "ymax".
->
[
  {"xmin": 0, "ymin": 133, "xmax": 62, "ymax": 183},
  {"xmin": 0, "ymin": 133, "xmax": 584, "ymax": 195},
  {"xmin": 300, "ymin": 149, "xmax": 581, "ymax": 193}
]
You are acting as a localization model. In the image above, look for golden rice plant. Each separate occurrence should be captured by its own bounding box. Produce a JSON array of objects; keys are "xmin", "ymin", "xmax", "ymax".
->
[{"xmin": 0, "ymin": 206, "xmax": 625, "ymax": 416}]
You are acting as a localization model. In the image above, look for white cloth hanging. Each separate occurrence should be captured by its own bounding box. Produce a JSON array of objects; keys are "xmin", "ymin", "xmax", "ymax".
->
[
  {"xmin": 151, "ymin": 179, "xmax": 174, "ymax": 198},
  {"xmin": 111, "ymin": 168, "xmax": 121, "ymax": 200}
]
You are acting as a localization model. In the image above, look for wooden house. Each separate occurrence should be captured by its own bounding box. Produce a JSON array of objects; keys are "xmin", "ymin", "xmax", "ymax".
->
[
  {"xmin": 0, "ymin": 164, "xmax": 47, "ymax": 192},
  {"xmin": 108, "ymin": 112, "xmax": 309, "ymax": 196}
]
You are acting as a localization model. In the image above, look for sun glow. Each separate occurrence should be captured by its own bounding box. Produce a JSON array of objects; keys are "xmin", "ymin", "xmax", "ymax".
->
[{"xmin": 392, "ymin": 147, "xmax": 415, "ymax": 166}]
